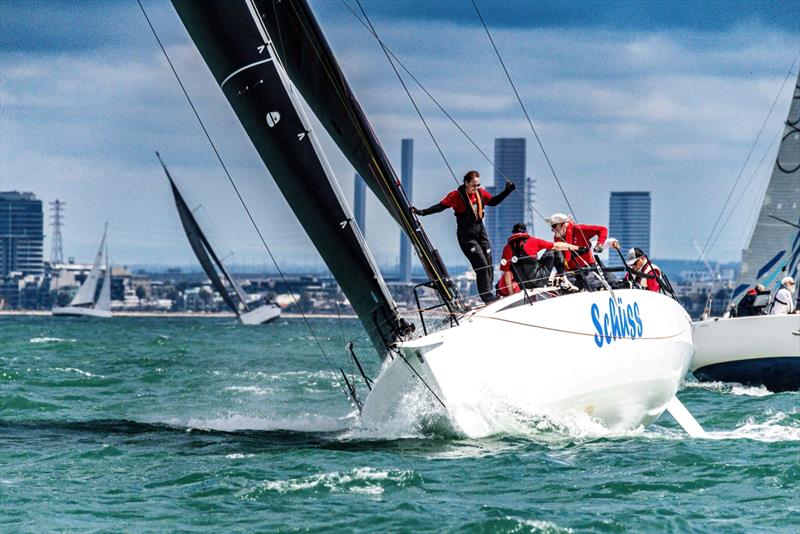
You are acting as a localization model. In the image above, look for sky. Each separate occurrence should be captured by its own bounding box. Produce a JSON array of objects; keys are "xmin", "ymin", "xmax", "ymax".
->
[{"xmin": 1, "ymin": 0, "xmax": 798, "ymax": 273}]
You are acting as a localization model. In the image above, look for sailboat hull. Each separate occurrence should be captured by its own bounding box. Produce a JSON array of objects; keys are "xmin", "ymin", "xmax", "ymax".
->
[
  {"xmin": 361, "ymin": 289, "xmax": 693, "ymax": 437},
  {"xmin": 238, "ymin": 304, "xmax": 281, "ymax": 325},
  {"xmin": 52, "ymin": 306, "xmax": 112, "ymax": 319},
  {"xmin": 691, "ymin": 314, "xmax": 800, "ymax": 391}
]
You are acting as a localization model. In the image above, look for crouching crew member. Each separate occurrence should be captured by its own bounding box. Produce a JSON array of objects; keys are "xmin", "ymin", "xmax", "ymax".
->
[
  {"xmin": 413, "ymin": 170, "xmax": 514, "ymax": 303},
  {"xmin": 546, "ymin": 213, "xmax": 608, "ymax": 289},
  {"xmin": 770, "ymin": 276, "xmax": 796, "ymax": 315},
  {"xmin": 498, "ymin": 223, "xmax": 578, "ymax": 296},
  {"xmin": 736, "ymin": 284, "xmax": 770, "ymax": 317},
  {"xmin": 625, "ymin": 247, "xmax": 662, "ymax": 292}
]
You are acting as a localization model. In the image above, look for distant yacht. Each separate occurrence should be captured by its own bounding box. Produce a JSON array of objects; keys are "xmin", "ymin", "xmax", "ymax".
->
[
  {"xmin": 52, "ymin": 225, "xmax": 112, "ymax": 319},
  {"xmin": 159, "ymin": 154, "xmax": 280, "ymax": 325},
  {"xmin": 691, "ymin": 72, "xmax": 800, "ymax": 391}
]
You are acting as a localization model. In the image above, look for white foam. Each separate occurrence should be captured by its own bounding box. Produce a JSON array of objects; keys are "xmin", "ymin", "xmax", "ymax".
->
[
  {"xmin": 682, "ymin": 380, "xmax": 773, "ymax": 397},
  {"xmin": 252, "ymin": 467, "xmax": 415, "ymax": 496},
  {"xmin": 223, "ymin": 385, "xmax": 273, "ymax": 396},
  {"xmin": 51, "ymin": 367, "xmax": 103, "ymax": 378},
  {"xmin": 225, "ymin": 453, "xmax": 256, "ymax": 459},
  {"xmin": 703, "ymin": 411, "xmax": 800, "ymax": 443},
  {"xmin": 30, "ymin": 337, "xmax": 76, "ymax": 344}
]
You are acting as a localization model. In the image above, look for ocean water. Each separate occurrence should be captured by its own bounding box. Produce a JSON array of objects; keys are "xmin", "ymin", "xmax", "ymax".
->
[{"xmin": 1, "ymin": 316, "xmax": 798, "ymax": 532}]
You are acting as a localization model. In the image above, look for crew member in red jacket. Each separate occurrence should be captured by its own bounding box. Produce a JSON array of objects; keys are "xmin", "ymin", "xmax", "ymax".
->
[
  {"xmin": 545, "ymin": 213, "xmax": 608, "ymax": 271},
  {"xmin": 625, "ymin": 247, "xmax": 662, "ymax": 292},
  {"xmin": 413, "ymin": 171, "xmax": 514, "ymax": 303},
  {"xmin": 498, "ymin": 223, "xmax": 577, "ymax": 296}
]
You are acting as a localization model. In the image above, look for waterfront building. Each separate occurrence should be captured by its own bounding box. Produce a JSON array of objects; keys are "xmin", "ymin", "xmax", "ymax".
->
[
  {"xmin": 608, "ymin": 191, "xmax": 651, "ymax": 266},
  {"xmin": 353, "ymin": 173, "xmax": 366, "ymax": 235},
  {"xmin": 399, "ymin": 139, "xmax": 413, "ymax": 282},
  {"xmin": 485, "ymin": 138, "xmax": 527, "ymax": 256},
  {"xmin": 0, "ymin": 191, "xmax": 44, "ymax": 277}
]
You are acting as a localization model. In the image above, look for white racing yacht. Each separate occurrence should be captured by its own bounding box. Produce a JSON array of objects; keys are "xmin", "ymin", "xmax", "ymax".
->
[
  {"xmin": 691, "ymin": 71, "xmax": 800, "ymax": 392},
  {"xmin": 165, "ymin": 0, "xmax": 699, "ymax": 436}
]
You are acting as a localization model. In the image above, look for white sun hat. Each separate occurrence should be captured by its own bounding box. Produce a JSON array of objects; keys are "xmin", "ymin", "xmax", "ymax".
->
[
  {"xmin": 545, "ymin": 213, "xmax": 570, "ymax": 225},
  {"xmin": 782, "ymin": 276, "xmax": 795, "ymax": 286}
]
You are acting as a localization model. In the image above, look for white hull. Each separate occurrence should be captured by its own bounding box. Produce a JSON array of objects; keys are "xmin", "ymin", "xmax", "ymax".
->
[
  {"xmin": 362, "ymin": 289, "xmax": 694, "ymax": 437},
  {"xmin": 52, "ymin": 306, "xmax": 112, "ymax": 319},
  {"xmin": 691, "ymin": 314, "xmax": 800, "ymax": 391},
  {"xmin": 238, "ymin": 304, "xmax": 281, "ymax": 325}
]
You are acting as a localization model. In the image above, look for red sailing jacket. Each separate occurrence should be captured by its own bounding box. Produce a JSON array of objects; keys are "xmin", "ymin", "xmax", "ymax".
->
[
  {"xmin": 499, "ymin": 233, "xmax": 555, "ymax": 272},
  {"xmin": 440, "ymin": 188, "xmax": 493, "ymax": 219},
  {"xmin": 556, "ymin": 222, "xmax": 608, "ymax": 270}
]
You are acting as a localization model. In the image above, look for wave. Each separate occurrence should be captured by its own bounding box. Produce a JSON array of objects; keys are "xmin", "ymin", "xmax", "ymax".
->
[
  {"xmin": 703, "ymin": 411, "xmax": 800, "ymax": 443},
  {"xmin": 223, "ymin": 385, "xmax": 273, "ymax": 396},
  {"xmin": 682, "ymin": 380, "xmax": 773, "ymax": 397},
  {"xmin": 29, "ymin": 337, "xmax": 76, "ymax": 344},
  {"xmin": 244, "ymin": 467, "xmax": 421, "ymax": 498},
  {"xmin": 173, "ymin": 412, "xmax": 352, "ymax": 434},
  {"xmin": 51, "ymin": 367, "xmax": 104, "ymax": 378}
]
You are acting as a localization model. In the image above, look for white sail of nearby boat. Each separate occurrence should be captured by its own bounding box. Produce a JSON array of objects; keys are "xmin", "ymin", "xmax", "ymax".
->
[
  {"xmin": 692, "ymin": 70, "xmax": 800, "ymax": 392},
  {"xmin": 52, "ymin": 225, "xmax": 113, "ymax": 318},
  {"xmin": 169, "ymin": 0, "xmax": 697, "ymax": 436},
  {"xmin": 159, "ymin": 154, "xmax": 280, "ymax": 325}
]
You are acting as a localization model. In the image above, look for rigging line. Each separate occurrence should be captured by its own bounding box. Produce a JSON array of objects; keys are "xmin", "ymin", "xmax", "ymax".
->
[
  {"xmin": 470, "ymin": 0, "xmax": 603, "ymax": 274},
  {"xmin": 691, "ymin": 57, "xmax": 798, "ymax": 274},
  {"xmin": 712, "ymin": 127, "xmax": 783, "ymax": 260},
  {"xmin": 137, "ymin": 0, "xmax": 346, "ymax": 397},
  {"xmin": 339, "ymin": 0, "xmax": 551, "ymax": 229},
  {"xmin": 354, "ymin": 0, "xmax": 510, "ymax": 261},
  {"xmin": 469, "ymin": 1, "xmax": 577, "ymax": 221},
  {"xmin": 354, "ymin": 0, "xmax": 458, "ymax": 184},
  {"xmin": 283, "ymin": 2, "xmax": 454, "ymax": 303}
]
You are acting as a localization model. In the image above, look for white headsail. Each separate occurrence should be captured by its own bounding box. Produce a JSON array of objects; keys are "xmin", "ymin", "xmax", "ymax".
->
[
  {"xmin": 70, "ymin": 224, "xmax": 107, "ymax": 306},
  {"xmin": 734, "ymin": 72, "xmax": 800, "ymax": 299}
]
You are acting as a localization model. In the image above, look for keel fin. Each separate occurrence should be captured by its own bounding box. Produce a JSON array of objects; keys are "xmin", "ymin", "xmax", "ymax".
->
[{"xmin": 666, "ymin": 396, "xmax": 706, "ymax": 438}]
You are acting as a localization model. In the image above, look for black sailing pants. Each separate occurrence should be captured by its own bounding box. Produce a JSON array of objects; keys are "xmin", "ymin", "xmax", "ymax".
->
[{"xmin": 457, "ymin": 226, "xmax": 494, "ymax": 302}]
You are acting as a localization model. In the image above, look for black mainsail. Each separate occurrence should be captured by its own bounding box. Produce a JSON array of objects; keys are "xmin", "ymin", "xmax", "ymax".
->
[
  {"xmin": 159, "ymin": 155, "xmax": 248, "ymax": 316},
  {"xmin": 251, "ymin": 0, "xmax": 457, "ymax": 306},
  {"xmin": 172, "ymin": 0, "xmax": 410, "ymax": 357}
]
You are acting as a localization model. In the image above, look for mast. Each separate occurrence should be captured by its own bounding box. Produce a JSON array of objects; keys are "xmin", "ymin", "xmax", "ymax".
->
[
  {"xmin": 159, "ymin": 156, "xmax": 247, "ymax": 315},
  {"xmin": 733, "ymin": 72, "xmax": 800, "ymax": 300},
  {"xmin": 70, "ymin": 224, "xmax": 107, "ymax": 307},
  {"xmin": 253, "ymin": 0, "xmax": 458, "ymax": 306},
  {"xmin": 172, "ymin": 0, "xmax": 410, "ymax": 358},
  {"xmin": 96, "ymin": 243, "xmax": 112, "ymax": 312}
]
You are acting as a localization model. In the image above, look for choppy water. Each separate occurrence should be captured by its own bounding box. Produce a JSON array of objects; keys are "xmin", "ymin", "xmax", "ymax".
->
[{"xmin": 1, "ymin": 316, "xmax": 798, "ymax": 532}]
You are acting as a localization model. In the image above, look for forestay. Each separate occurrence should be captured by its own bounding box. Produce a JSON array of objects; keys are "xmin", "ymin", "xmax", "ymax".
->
[{"xmin": 172, "ymin": 0, "xmax": 407, "ymax": 358}]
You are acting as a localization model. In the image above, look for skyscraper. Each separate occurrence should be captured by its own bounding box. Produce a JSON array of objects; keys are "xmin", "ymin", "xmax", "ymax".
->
[
  {"xmin": 353, "ymin": 173, "xmax": 366, "ymax": 235},
  {"xmin": 399, "ymin": 139, "xmax": 413, "ymax": 281},
  {"xmin": 485, "ymin": 138, "xmax": 526, "ymax": 256},
  {"xmin": 0, "ymin": 191, "xmax": 44, "ymax": 277},
  {"xmin": 608, "ymin": 192, "xmax": 651, "ymax": 266}
]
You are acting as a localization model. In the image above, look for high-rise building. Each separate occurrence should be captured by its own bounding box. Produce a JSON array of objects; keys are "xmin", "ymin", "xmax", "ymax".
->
[
  {"xmin": 353, "ymin": 173, "xmax": 366, "ymax": 235},
  {"xmin": 399, "ymin": 139, "xmax": 413, "ymax": 281},
  {"xmin": 0, "ymin": 191, "xmax": 44, "ymax": 277},
  {"xmin": 608, "ymin": 191, "xmax": 651, "ymax": 266},
  {"xmin": 485, "ymin": 138, "xmax": 526, "ymax": 256}
]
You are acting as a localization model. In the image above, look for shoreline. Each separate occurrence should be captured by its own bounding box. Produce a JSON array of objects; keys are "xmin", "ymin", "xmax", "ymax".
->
[{"xmin": 0, "ymin": 310, "xmax": 359, "ymax": 320}]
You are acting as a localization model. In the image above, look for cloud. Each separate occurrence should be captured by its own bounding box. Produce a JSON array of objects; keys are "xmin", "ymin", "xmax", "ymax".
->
[{"xmin": 1, "ymin": 1, "xmax": 798, "ymax": 271}]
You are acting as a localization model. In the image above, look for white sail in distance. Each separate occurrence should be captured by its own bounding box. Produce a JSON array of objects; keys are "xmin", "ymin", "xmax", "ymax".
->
[
  {"xmin": 96, "ymin": 243, "xmax": 112, "ymax": 312},
  {"xmin": 70, "ymin": 224, "xmax": 108, "ymax": 306}
]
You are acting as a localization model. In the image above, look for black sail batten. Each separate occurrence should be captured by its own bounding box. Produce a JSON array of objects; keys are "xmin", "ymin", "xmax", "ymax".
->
[
  {"xmin": 161, "ymin": 160, "xmax": 247, "ymax": 315},
  {"xmin": 172, "ymin": 0, "xmax": 404, "ymax": 358},
  {"xmin": 254, "ymin": 0, "xmax": 458, "ymax": 305}
]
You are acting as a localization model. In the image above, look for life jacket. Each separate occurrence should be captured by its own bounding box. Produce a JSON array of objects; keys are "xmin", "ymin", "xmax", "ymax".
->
[
  {"xmin": 455, "ymin": 185, "xmax": 484, "ymax": 230},
  {"xmin": 509, "ymin": 236, "xmax": 546, "ymax": 289}
]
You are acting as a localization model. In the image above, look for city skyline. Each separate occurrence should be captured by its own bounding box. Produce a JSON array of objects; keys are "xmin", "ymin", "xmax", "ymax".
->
[{"xmin": 2, "ymin": 0, "xmax": 798, "ymax": 270}]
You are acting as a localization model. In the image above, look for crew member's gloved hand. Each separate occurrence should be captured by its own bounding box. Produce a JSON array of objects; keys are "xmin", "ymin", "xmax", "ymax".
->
[
  {"xmin": 505, "ymin": 180, "xmax": 516, "ymax": 192},
  {"xmin": 593, "ymin": 243, "xmax": 604, "ymax": 253},
  {"xmin": 411, "ymin": 207, "xmax": 422, "ymax": 215}
]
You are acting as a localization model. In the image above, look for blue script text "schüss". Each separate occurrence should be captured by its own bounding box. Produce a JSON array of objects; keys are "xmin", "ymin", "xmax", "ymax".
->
[{"xmin": 591, "ymin": 297, "xmax": 643, "ymax": 348}]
